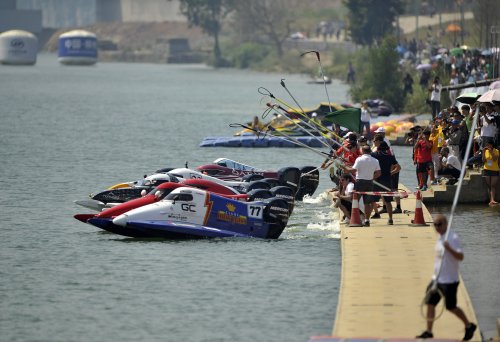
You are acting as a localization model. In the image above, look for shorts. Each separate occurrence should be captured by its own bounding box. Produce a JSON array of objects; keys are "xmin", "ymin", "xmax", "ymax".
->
[
  {"xmin": 354, "ymin": 179, "xmax": 375, "ymax": 204},
  {"xmin": 425, "ymin": 281, "xmax": 459, "ymax": 310},
  {"xmin": 417, "ymin": 162, "xmax": 433, "ymax": 173},
  {"xmin": 340, "ymin": 199, "xmax": 352, "ymax": 213},
  {"xmin": 482, "ymin": 169, "xmax": 499, "ymax": 177},
  {"xmin": 438, "ymin": 167, "xmax": 461, "ymax": 179}
]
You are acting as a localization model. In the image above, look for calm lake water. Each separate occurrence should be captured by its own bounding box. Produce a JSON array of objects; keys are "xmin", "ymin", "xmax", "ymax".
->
[{"xmin": 0, "ymin": 54, "xmax": 498, "ymax": 341}]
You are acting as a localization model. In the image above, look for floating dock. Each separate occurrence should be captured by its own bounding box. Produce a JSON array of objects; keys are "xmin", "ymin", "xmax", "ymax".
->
[
  {"xmin": 199, "ymin": 135, "xmax": 328, "ymax": 148},
  {"xmin": 313, "ymin": 185, "xmax": 480, "ymax": 341}
]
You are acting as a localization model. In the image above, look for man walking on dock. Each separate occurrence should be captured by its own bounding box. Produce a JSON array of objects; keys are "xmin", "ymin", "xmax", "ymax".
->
[{"xmin": 417, "ymin": 214, "xmax": 477, "ymax": 341}]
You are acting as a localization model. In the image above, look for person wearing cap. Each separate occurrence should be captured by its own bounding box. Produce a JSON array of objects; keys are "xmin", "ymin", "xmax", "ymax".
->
[
  {"xmin": 372, "ymin": 134, "xmax": 403, "ymax": 214},
  {"xmin": 370, "ymin": 141, "xmax": 401, "ymax": 225},
  {"xmin": 373, "ymin": 126, "xmax": 392, "ymax": 149},
  {"xmin": 357, "ymin": 135, "xmax": 368, "ymax": 148},
  {"xmin": 360, "ymin": 101, "xmax": 372, "ymax": 142},
  {"xmin": 320, "ymin": 134, "xmax": 359, "ymax": 182},
  {"xmin": 335, "ymin": 139, "xmax": 360, "ymax": 166},
  {"xmin": 446, "ymin": 119, "xmax": 463, "ymax": 161}
]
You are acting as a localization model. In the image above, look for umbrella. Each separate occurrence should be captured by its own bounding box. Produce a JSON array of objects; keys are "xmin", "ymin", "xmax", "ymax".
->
[
  {"xmin": 416, "ymin": 63, "xmax": 432, "ymax": 71},
  {"xmin": 477, "ymin": 89, "xmax": 500, "ymax": 102},
  {"xmin": 489, "ymin": 81, "xmax": 500, "ymax": 90},
  {"xmin": 450, "ymin": 47, "xmax": 463, "ymax": 57},
  {"xmin": 481, "ymin": 49, "xmax": 493, "ymax": 56},
  {"xmin": 446, "ymin": 23, "xmax": 461, "ymax": 32},
  {"xmin": 456, "ymin": 92, "xmax": 480, "ymax": 104},
  {"xmin": 437, "ymin": 47, "xmax": 448, "ymax": 54}
]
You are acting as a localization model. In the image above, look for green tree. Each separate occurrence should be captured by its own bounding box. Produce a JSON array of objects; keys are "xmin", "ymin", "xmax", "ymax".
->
[
  {"xmin": 232, "ymin": 0, "xmax": 302, "ymax": 58},
  {"xmin": 343, "ymin": 0, "xmax": 403, "ymax": 46},
  {"xmin": 350, "ymin": 36, "xmax": 404, "ymax": 111},
  {"xmin": 179, "ymin": 0, "xmax": 234, "ymax": 67}
]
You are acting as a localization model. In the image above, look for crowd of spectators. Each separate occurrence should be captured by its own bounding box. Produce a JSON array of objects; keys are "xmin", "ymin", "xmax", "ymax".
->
[{"xmin": 406, "ymin": 102, "xmax": 500, "ymax": 205}]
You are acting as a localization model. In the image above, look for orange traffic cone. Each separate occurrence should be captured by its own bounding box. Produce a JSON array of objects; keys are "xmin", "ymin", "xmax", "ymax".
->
[
  {"xmin": 349, "ymin": 192, "xmax": 363, "ymax": 227},
  {"xmin": 410, "ymin": 189, "xmax": 429, "ymax": 226}
]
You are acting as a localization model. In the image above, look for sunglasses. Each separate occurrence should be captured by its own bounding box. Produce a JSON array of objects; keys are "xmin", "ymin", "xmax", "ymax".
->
[{"xmin": 433, "ymin": 222, "xmax": 443, "ymax": 227}]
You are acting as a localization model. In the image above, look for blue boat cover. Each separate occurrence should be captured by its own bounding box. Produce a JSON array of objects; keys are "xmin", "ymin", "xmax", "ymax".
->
[{"xmin": 200, "ymin": 136, "xmax": 330, "ymax": 148}]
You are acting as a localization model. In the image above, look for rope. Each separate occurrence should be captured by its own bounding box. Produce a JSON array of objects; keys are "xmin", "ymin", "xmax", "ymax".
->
[{"xmin": 353, "ymin": 190, "xmax": 409, "ymax": 198}]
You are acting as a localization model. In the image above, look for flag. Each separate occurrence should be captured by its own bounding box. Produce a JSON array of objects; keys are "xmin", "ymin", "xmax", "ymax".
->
[{"xmin": 323, "ymin": 107, "xmax": 361, "ymax": 132}]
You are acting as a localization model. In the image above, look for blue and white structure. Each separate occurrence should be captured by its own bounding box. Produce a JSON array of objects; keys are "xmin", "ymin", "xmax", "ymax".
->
[
  {"xmin": 58, "ymin": 30, "xmax": 97, "ymax": 65},
  {"xmin": 0, "ymin": 30, "xmax": 38, "ymax": 65}
]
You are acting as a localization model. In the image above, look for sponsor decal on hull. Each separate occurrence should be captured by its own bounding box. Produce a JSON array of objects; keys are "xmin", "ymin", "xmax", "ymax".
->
[{"xmin": 216, "ymin": 203, "xmax": 248, "ymax": 225}]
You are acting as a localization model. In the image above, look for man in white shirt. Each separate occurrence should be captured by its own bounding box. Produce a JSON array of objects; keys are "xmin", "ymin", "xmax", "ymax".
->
[
  {"xmin": 342, "ymin": 145, "xmax": 381, "ymax": 226},
  {"xmin": 438, "ymin": 147, "xmax": 461, "ymax": 184},
  {"xmin": 429, "ymin": 76, "xmax": 442, "ymax": 119},
  {"xmin": 417, "ymin": 214, "xmax": 477, "ymax": 341},
  {"xmin": 360, "ymin": 101, "xmax": 372, "ymax": 142}
]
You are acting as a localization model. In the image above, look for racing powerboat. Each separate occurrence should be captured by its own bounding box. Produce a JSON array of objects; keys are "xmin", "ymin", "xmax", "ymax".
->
[
  {"xmin": 195, "ymin": 158, "xmax": 319, "ymax": 200},
  {"xmin": 87, "ymin": 187, "xmax": 292, "ymax": 239},
  {"xmin": 75, "ymin": 180, "xmax": 250, "ymax": 224},
  {"xmin": 75, "ymin": 176, "xmax": 240, "ymax": 212}
]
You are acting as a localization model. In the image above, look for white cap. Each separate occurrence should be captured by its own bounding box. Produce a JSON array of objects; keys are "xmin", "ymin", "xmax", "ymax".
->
[
  {"xmin": 312, "ymin": 112, "xmax": 317, "ymax": 117},
  {"xmin": 375, "ymin": 127, "xmax": 386, "ymax": 133},
  {"xmin": 343, "ymin": 131, "xmax": 353, "ymax": 138}
]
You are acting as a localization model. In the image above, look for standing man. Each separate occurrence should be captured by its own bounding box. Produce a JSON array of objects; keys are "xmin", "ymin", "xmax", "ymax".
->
[
  {"xmin": 371, "ymin": 142, "xmax": 401, "ymax": 225},
  {"xmin": 414, "ymin": 130, "xmax": 434, "ymax": 191},
  {"xmin": 429, "ymin": 76, "xmax": 442, "ymax": 120},
  {"xmin": 360, "ymin": 101, "xmax": 372, "ymax": 142},
  {"xmin": 342, "ymin": 145, "xmax": 381, "ymax": 226},
  {"xmin": 417, "ymin": 214, "xmax": 477, "ymax": 341}
]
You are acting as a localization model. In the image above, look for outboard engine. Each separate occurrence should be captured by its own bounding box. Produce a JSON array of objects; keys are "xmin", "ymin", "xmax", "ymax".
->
[
  {"xmin": 241, "ymin": 173, "xmax": 265, "ymax": 182},
  {"xmin": 270, "ymin": 186, "xmax": 295, "ymax": 213},
  {"xmin": 263, "ymin": 198, "xmax": 290, "ymax": 239},
  {"xmin": 277, "ymin": 167, "xmax": 301, "ymax": 196},
  {"xmin": 245, "ymin": 180, "xmax": 271, "ymax": 192},
  {"xmin": 261, "ymin": 178, "xmax": 281, "ymax": 189},
  {"xmin": 247, "ymin": 189, "xmax": 273, "ymax": 202},
  {"xmin": 295, "ymin": 166, "xmax": 320, "ymax": 200}
]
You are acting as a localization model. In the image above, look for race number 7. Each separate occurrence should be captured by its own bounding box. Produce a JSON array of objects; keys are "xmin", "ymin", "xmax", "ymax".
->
[{"xmin": 248, "ymin": 205, "xmax": 263, "ymax": 218}]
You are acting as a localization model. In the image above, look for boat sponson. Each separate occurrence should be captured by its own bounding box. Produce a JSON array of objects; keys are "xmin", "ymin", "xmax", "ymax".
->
[{"xmin": 123, "ymin": 220, "xmax": 251, "ymax": 239}]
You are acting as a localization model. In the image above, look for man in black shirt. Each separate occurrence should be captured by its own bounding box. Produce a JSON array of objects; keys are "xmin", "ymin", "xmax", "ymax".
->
[{"xmin": 371, "ymin": 142, "xmax": 401, "ymax": 225}]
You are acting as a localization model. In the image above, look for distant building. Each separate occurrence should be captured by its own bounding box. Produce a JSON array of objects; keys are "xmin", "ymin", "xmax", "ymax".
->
[
  {"xmin": 14, "ymin": 0, "xmax": 185, "ymax": 29},
  {"xmin": 95, "ymin": 0, "xmax": 122, "ymax": 23},
  {"xmin": 0, "ymin": 1, "xmax": 42, "ymax": 34}
]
